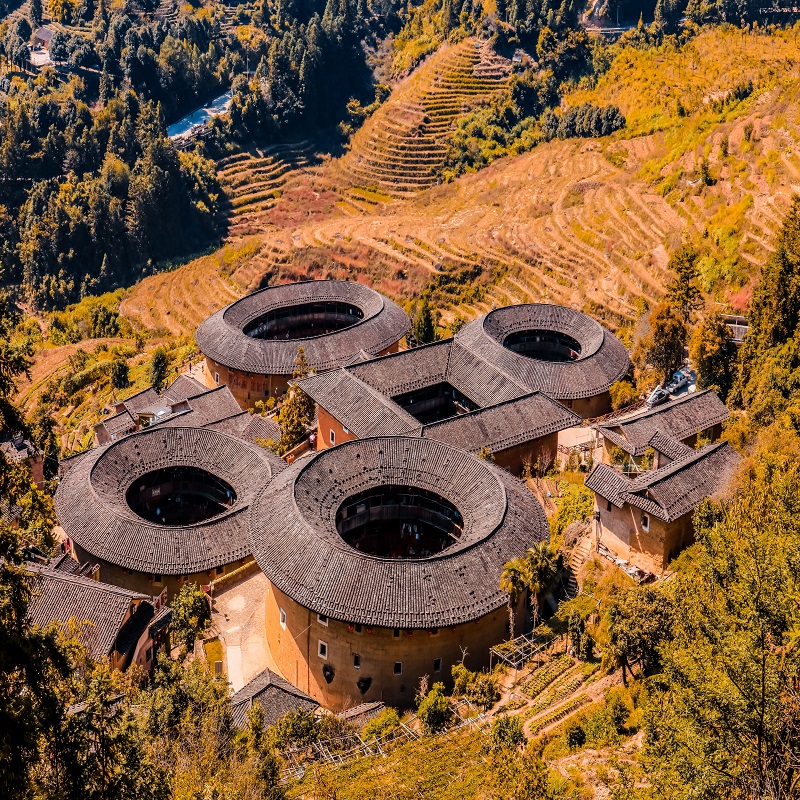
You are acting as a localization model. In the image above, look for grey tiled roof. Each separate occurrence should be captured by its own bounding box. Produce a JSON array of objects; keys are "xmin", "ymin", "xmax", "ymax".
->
[
  {"xmin": 205, "ymin": 412, "xmax": 281, "ymax": 443},
  {"xmin": 149, "ymin": 386, "xmax": 243, "ymax": 429},
  {"xmin": 0, "ymin": 433, "xmax": 35, "ymax": 462},
  {"xmin": 247, "ymin": 437, "xmax": 548, "ymax": 628},
  {"xmin": 196, "ymin": 280, "xmax": 410, "ymax": 375},
  {"xmin": 621, "ymin": 441, "xmax": 739, "ymax": 522},
  {"xmin": 160, "ymin": 375, "xmax": 208, "ymax": 404},
  {"xmin": 584, "ymin": 463, "xmax": 630, "ymax": 508},
  {"xmin": 26, "ymin": 567, "xmax": 150, "ymax": 659},
  {"xmin": 118, "ymin": 387, "xmax": 160, "ymax": 414},
  {"xmin": 349, "ymin": 340, "xmax": 454, "ymax": 397},
  {"xmin": 302, "ymin": 304, "xmax": 629, "ymax": 432},
  {"xmin": 586, "ymin": 441, "xmax": 740, "ymax": 522},
  {"xmin": 299, "ymin": 370, "xmax": 419, "ymax": 438},
  {"xmin": 230, "ymin": 668, "xmax": 318, "ymax": 729},
  {"xmin": 647, "ymin": 430, "xmax": 693, "ymax": 461},
  {"xmin": 336, "ymin": 701, "xmax": 386, "ymax": 726},
  {"xmin": 454, "ymin": 304, "xmax": 630, "ymax": 400},
  {"xmin": 597, "ymin": 390, "xmax": 729, "ymax": 456},
  {"xmin": 418, "ymin": 392, "xmax": 580, "ymax": 454},
  {"xmin": 99, "ymin": 410, "xmax": 138, "ymax": 439},
  {"xmin": 55, "ymin": 427, "xmax": 285, "ymax": 575}
]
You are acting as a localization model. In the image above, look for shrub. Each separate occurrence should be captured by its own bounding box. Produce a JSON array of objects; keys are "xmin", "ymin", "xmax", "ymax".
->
[
  {"xmin": 417, "ymin": 682, "xmax": 453, "ymax": 735},
  {"xmin": 451, "ymin": 664, "xmax": 499, "ymax": 710},
  {"xmin": 271, "ymin": 707, "xmax": 319, "ymax": 750},
  {"xmin": 490, "ymin": 714, "xmax": 525, "ymax": 752},
  {"xmin": 551, "ymin": 484, "xmax": 594, "ymax": 537},
  {"xmin": 362, "ymin": 707, "xmax": 400, "ymax": 742},
  {"xmin": 565, "ymin": 720, "xmax": 586, "ymax": 749}
]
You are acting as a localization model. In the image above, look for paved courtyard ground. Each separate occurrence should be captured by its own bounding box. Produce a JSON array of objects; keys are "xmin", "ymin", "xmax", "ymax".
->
[{"xmin": 211, "ymin": 570, "xmax": 279, "ymax": 691}]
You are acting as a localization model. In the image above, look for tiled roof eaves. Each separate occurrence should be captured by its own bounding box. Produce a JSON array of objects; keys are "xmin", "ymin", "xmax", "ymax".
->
[
  {"xmin": 622, "ymin": 441, "xmax": 739, "ymax": 522},
  {"xmin": 299, "ymin": 370, "xmax": 419, "ymax": 438},
  {"xmin": 454, "ymin": 304, "xmax": 631, "ymax": 400},
  {"xmin": 55, "ymin": 427, "xmax": 280, "ymax": 574},
  {"xmin": 584, "ymin": 463, "xmax": 630, "ymax": 507},
  {"xmin": 600, "ymin": 390, "xmax": 730, "ymax": 455},
  {"xmin": 195, "ymin": 280, "xmax": 410, "ymax": 375},
  {"xmin": 247, "ymin": 437, "xmax": 548, "ymax": 628},
  {"xmin": 419, "ymin": 392, "xmax": 580, "ymax": 453}
]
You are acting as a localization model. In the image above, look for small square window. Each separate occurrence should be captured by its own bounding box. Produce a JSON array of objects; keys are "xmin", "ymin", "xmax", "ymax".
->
[
  {"xmin": 433, "ymin": 658, "xmax": 442, "ymax": 673},
  {"xmin": 330, "ymin": 429, "xmax": 336, "ymax": 445},
  {"xmin": 216, "ymin": 566, "xmax": 224, "ymax": 575},
  {"xmin": 279, "ymin": 608, "xmax": 287, "ymax": 628},
  {"xmin": 318, "ymin": 640, "xmax": 328, "ymax": 660},
  {"xmin": 153, "ymin": 574, "xmax": 162, "ymax": 584},
  {"xmin": 393, "ymin": 662, "xmax": 403, "ymax": 675},
  {"xmin": 318, "ymin": 614, "xmax": 329, "ymax": 627},
  {"xmin": 606, "ymin": 500, "xmax": 612, "ymax": 512},
  {"xmin": 641, "ymin": 514, "xmax": 650, "ymax": 532},
  {"xmin": 355, "ymin": 624, "xmax": 362, "ymax": 633},
  {"xmin": 214, "ymin": 372, "xmax": 220, "ymax": 385},
  {"xmin": 393, "ymin": 628, "xmax": 400, "ymax": 637},
  {"xmin": 353, "ymin": 654, "xmax": 361, "ymax": 669}
]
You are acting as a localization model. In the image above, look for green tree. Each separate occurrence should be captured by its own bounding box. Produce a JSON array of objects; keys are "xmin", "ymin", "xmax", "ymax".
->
[
  {"xmin": 525, "ymin": 541, "xmax": 557, "ymax": 630},
  {"xmin": 734, "ymin": 196, "xmax": 800, "ymax": 428},
  {"xmin": 149, "ymin": 347, "xmax": 169, "ymax": 393},
  {"xmin": 110, "ymin": 357, "xmax": 129, "ymax": 390},
  {"xmin": 634, "ymin": 300, "xmax": 687, "ymax": 384},
  {"xmin": 606, "ymin": 586, "xmax": 675, "ymax": 685},
  {"xmin": 689, "ymin": 312, "xmax": 737, "ymax": 401},
  {"xmin": 30, "ymin": 0, "xmax": 43, "ymax": 25},
  {"xmin": 644, "ymin": 450, "xmax": 800, "ymax": 798},
  {"xmin": 416, "ymin": 682, "xmax": 452, "ymax": 734},
  {"xmin": 665, "ymin": 245, "xmax": 703, "ymax": 321},
  {"xmin": 412, "ymin": 297, "xmax": 436, "ymax": 346},
  {"xmin": 265, "ymin": 348, "xmax": 315, "ymax": 456},
  {"xmin": 28, "ymin": 399, "xmax": 59, "ymax": 479},
  {"xmin": 170, "ymin": 583, "xmax": 211, "ymax": 651},
  {"xmin": 499, "ymin": 557, "xmax": 527, "ymax": 639}
]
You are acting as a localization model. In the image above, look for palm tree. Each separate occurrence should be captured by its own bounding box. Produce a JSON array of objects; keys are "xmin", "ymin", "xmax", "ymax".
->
[
  {"xmin": 499, "ymin": 558, "xmax": 528, "ymax": 640},
  {"xmin": 525, "ymin": 542, "xmax": 557, "ymax": 631}
]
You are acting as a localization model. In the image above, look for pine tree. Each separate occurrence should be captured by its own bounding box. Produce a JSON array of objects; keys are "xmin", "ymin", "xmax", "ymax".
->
[
  {"xmin": 149, "ymin": 348, "xmax": 169, "ymax": 393},
  {"xmin": 412, "ymin": 298, "xmax": 436, "ymax": 346},
  {"xmin": 29, "ymin": 0, "xmax": 42, "ymax": 26},
  {"xmin": 689, "ymin": 312, "xmax": 737, "ymax": 401},
  {"xmin": 665, "ymin": 245, "xmax": 703, "ymax": 322}
]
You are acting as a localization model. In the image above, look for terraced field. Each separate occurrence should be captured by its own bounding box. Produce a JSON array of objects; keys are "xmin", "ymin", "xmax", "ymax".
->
[
  {"xmin": 44, "ymin": 29, "xmax": 800, "ymax": 372},
  {"xmin": 331, "ymin": 39, "xmax": 511, "ymax": 203},
  {"xmin": 217, "ymin": 142, "xmax": 315, "ymax": 237}
]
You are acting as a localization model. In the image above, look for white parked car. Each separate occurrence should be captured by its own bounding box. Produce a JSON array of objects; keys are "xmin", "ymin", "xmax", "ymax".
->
[{"xmin": 666, "ymin": 369, "xmax": 690, "ymax": 395}]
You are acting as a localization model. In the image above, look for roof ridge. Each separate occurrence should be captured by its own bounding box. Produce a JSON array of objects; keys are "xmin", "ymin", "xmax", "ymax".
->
[
  {"xmin": 627, "ymin": 440, "xmax": 729, "ymax": 490},
  {"xmin": 599, "ymin": 389, "xmax": 713, "ymax": 429},
  {"xmin": 33, "ymin": 567, "xmax": 150, "ymax": 599}
]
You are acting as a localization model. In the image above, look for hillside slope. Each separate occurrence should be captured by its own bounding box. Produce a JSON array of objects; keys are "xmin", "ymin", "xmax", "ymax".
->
[{"xmin": 117, "ymin": 29, "xmax": 800, "ymax": 343}]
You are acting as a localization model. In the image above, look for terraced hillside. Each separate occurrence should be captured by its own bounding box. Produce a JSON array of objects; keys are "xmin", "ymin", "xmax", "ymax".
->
[
  {"xmin": 217, "ymin": 142, "xmax": 314, "ymax": 237},
  {"xmin": 332, "ymin": 39, "xmax": 511, "ymax": 203},
  {"xmin": 30, "ymin": 28, "xmax": 800, "ymax": 414}
]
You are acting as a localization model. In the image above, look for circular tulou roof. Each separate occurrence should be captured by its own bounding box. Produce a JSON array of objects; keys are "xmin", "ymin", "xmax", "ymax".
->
[
  {"xmin": 247, "ymin": 437, "xmax": 548, "ymax": 629},
  {"xmin": 55, "ymin": 427, "xmax": 283, "ymax": 575},
  {"xmin": 195, "ymin": 280, "xmax": 411, "ymax": 375},
  {"xmin": 454, "ymin": 303, "xmax": 630, "ymax": 400}
]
